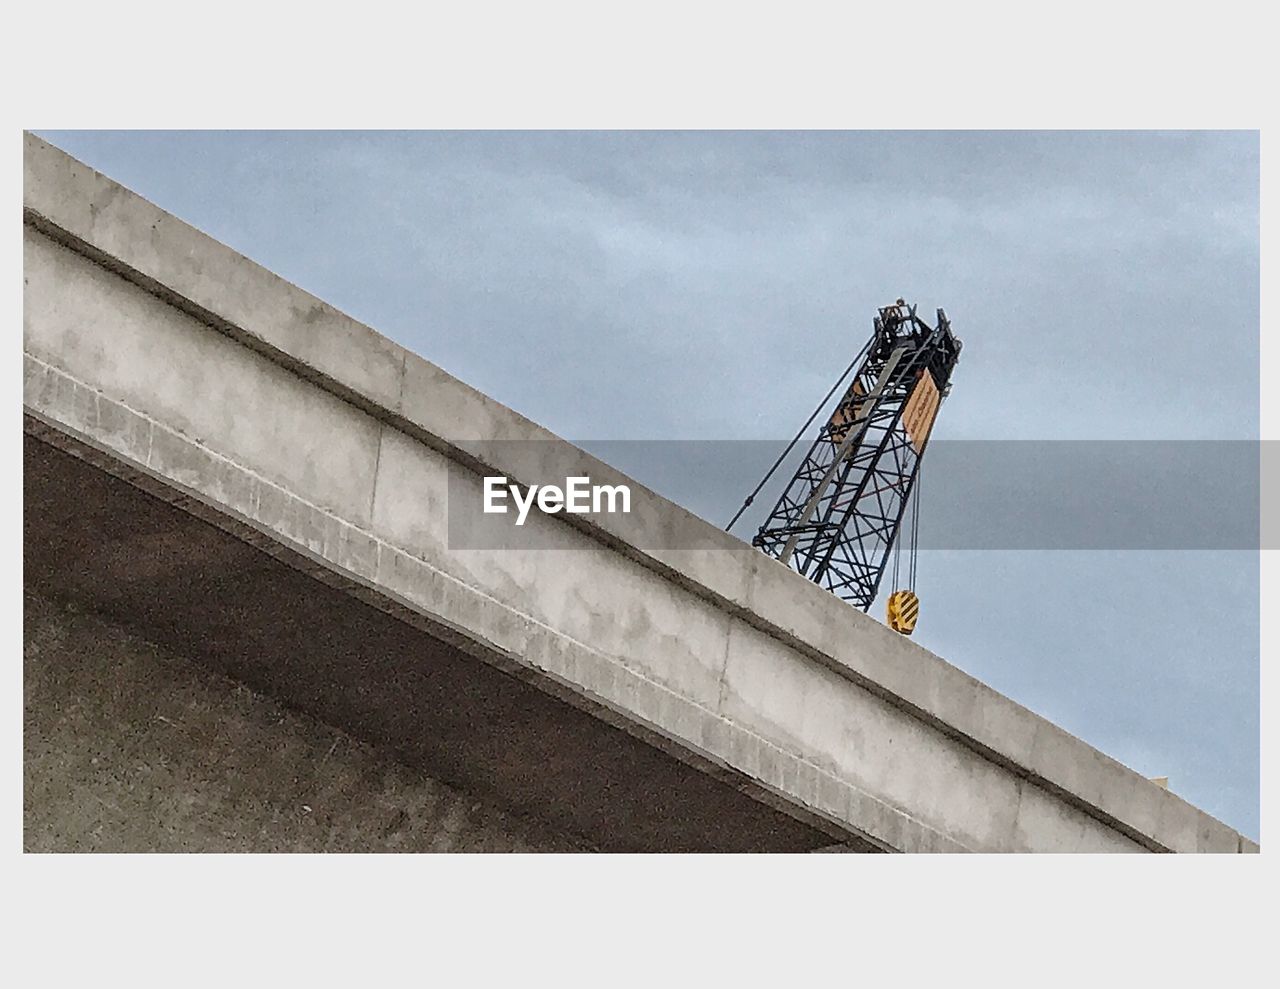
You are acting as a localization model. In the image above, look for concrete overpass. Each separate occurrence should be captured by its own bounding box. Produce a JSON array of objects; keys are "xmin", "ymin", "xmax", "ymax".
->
[{"xmin": 22, "ymin": 134, "xmax": 1257, "ymax": 852}]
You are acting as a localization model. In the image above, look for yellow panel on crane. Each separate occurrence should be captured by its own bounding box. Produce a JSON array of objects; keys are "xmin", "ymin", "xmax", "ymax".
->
[
  {"xmin": 828, "ymin": 379, "xmax": 866, "ymax": 445},
  {"xmin": 902, "ymin": 372, "xmax": 940, "ymax": 453}
]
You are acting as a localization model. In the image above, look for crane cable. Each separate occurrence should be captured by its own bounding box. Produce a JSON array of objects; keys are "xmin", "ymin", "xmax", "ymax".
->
[
  {"xmin": 724, "ymin": 336, "xmax": 874, "ymax": 533},
  {"xmin": 891, "ymin": 455, "xmax": 923, "ymax": 595},
  {"xmin": 892, "ymin": 491, "xmax": 903, "ymax": 590},
  {"xmin": 884, "ymin": 456, "xmax": 923, "ymax": 636},
  {"xmin": 909, "ymin": 456, "xmax": 922, "ymax": 593}
]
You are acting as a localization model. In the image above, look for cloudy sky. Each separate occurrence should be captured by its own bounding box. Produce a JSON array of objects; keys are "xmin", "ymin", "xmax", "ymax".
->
[{"xmin": 38, "ymin": 131, "xmax": 1259, "ymax": 838}]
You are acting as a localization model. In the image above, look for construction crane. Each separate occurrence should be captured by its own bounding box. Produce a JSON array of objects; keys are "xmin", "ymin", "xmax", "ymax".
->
[{"xmin": 726, "ymin": 300, "xmax": 961, "ymax": 635}]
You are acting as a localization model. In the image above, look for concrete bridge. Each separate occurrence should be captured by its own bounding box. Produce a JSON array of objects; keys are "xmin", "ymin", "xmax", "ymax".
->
[{"xmin": 22, "ymin": 134, "xmax": 1257, "ymax": 852}]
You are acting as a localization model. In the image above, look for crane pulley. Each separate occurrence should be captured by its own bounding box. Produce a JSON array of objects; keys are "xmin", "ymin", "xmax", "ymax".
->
[{"xmin": 727, "ymin": 299, "xmax": 960, "ymax": 634}]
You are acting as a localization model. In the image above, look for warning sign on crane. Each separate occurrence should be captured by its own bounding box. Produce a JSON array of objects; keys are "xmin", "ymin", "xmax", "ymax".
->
[{"xmin": 902, "ymin": 372, "xmax": 940, "ymax": 453}]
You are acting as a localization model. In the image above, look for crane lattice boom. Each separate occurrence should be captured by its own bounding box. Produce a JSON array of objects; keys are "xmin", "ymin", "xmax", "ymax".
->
[{"xmin": 750, "ymin": 300, "xmax": 961, "ymax": 612}]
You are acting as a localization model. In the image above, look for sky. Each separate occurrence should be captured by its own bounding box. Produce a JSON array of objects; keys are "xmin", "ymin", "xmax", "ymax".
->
[{"xmin": 36, "ymin": 130, "xmax": 1259, "ymax": 839}]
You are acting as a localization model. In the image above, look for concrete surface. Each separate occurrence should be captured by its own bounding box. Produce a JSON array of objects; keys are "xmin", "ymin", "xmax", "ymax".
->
[
  {"xmin": 22, "ymin": 133, "xmax": 1259, "ymax": 852},
  {"xmin": 24, "ymin": 434, "xmax": 843, "ymax": 852},
  {"xmin": 24, "ymin": 592, "xmax": 586, "ymax": 852}
]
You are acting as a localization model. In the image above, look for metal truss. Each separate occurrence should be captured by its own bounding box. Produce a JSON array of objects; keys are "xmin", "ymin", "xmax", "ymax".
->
[{"xmin": 751, "ymin": 301, "xmax": 961, "ymax": 610}]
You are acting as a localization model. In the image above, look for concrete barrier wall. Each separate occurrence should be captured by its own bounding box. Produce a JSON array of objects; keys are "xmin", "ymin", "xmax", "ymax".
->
[{"xmin": 22, "ymin": 134, "xmax": 1257, "ymax": 853}]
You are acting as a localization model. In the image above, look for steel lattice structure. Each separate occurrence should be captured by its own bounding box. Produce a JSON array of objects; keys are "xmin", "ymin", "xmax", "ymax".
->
[{"xmin": 751, "ymin": 301, "xmax": 961, "ymax": 609}]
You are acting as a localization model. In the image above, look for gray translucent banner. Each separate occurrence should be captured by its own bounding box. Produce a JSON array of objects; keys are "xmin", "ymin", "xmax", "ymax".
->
[{"xmin": 446, "ymin": 440, "xmax": 1268, "ymax": 550}]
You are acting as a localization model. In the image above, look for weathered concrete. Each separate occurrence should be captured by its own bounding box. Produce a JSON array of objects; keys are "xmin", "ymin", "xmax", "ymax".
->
[
  {"xmin": 24, "ymin": 592, "xmax": 586, "ymax": 852},
  {"xmin": 25, "ymin": 435, "xmax": 837, "ymax": 851},
  {"xmin": 22, "ymin": 133, "xmax": 1259, "ymax": 853}
]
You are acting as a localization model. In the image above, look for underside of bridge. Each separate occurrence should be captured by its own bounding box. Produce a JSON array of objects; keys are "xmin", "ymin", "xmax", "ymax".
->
[{"xmin": 25, "ymin": 429, "xmax": 863, "ymax": 852}]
